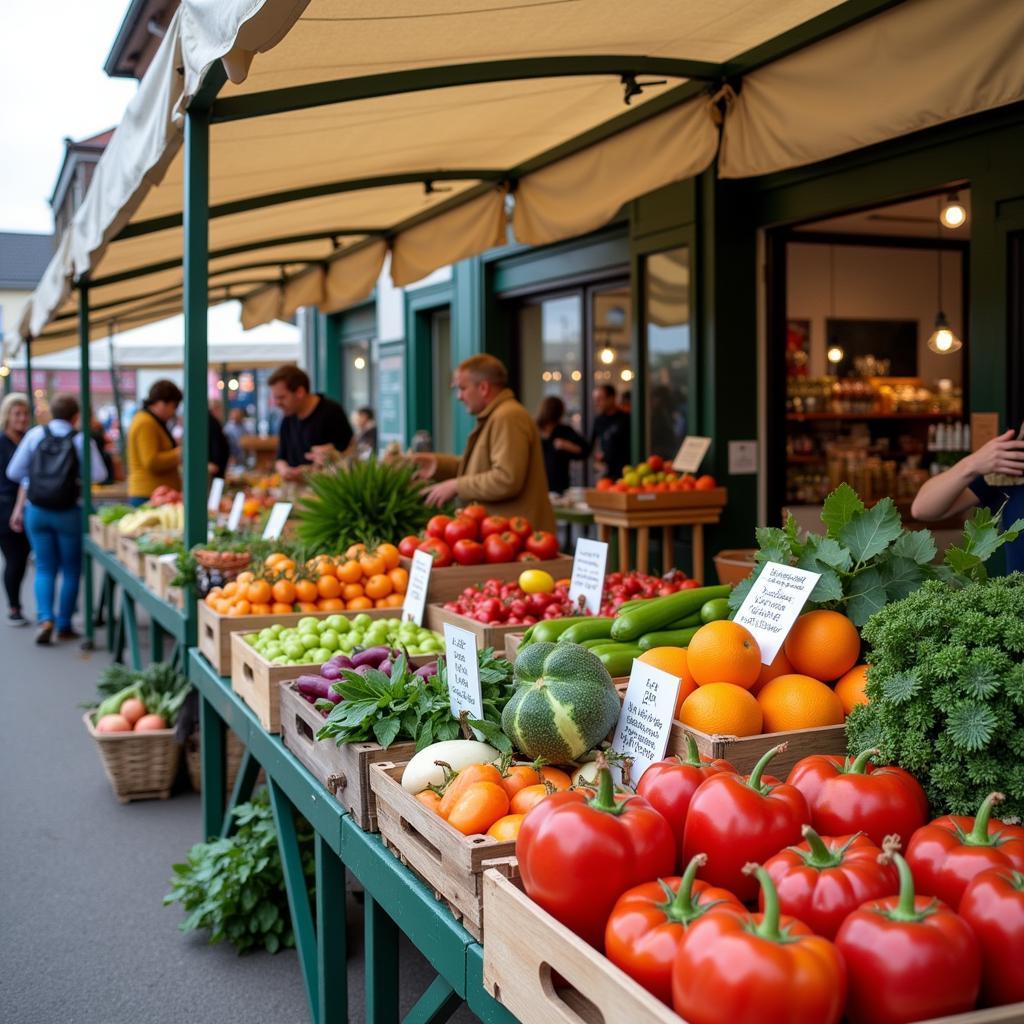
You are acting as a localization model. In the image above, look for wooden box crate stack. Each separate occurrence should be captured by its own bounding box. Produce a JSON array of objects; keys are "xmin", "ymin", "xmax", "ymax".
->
[
  {"xmin": 406, "ymin": 554, "xmax": 574, "ymax": 603},
  {"xmin": 426, "ymin": 605, "xmax": 524, "ymax": 653},
  {"xmin": 369, "ymin": 762, "xmax": 518, "ymax": 939},
  {"xmin": 116, "ymin": 534, "xmax": 145, "ymax": 577},
  {"xmin": 161, "ymin": 558, "xmax": 185, "ymax": 611},
  {"xmin": 88, "ymin": 515, "xmax": 113, "ymax": 550},
  {"xmin": 143, "ymin": 555, "xmax": 165, "ymax": 597}
]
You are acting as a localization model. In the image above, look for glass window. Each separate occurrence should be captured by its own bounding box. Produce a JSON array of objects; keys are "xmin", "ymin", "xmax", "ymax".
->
[
  {"xmin": 343, "ymin": 340, "xmax": 371, "ymax": 413},
  {"xmin": 518, "ymin": 294, "xmax": 584, "ymax": 432},
  {"xmin": 430, "ymin": 309, "xmax": 453, "ymax": 452},
  {"xmin": 590, "ymin": 285, "xmax": 632, "ymax": 406},
  {"xmin": 644, "ymin": 248, "xmax": 691, "ymax": 460}
]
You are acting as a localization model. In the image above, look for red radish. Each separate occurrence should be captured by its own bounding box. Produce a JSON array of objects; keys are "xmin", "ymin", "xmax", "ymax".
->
[
  {"xmin": 96, "ymin": 713, "xmax": 132, "ymax": 733},
  {"xmin": 134, "ymin": 714, "xmax": 168, "ymax": 731},
  {"xmin": 119, "ymin": 697, "xmax": 147, "ymax": 725}
]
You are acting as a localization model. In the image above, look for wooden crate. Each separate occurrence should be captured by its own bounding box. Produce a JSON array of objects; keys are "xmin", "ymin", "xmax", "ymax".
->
[
  {"xmin": 368, "ymin": 762, "xmax": 519, "ymax": 940},
  {"xmin": 586, "ymin": 487, "xmax": 727, "ymax": 512},
  {"xmin": 505, "ymin": 632, "xmax": 525, "ymax": 662},
  {"xmin": 401, "ymin": 554, "xmax": 574, "ymax": 603},
  {"xmin": 88, "ymin": 515, "xmax": 110, "ymax": 550},
  {"xmin": 143, "ymin": 555, "xmax": 164, "ymax": 596},
  {"xmin": 482, "ymin": 871, "xmax": 1024, "ymax": 1024},
  {"xmin": 278, "ymin": 682, "xmax": 416, "ymax": 831},
  {"xmin": 116, "ymin": 534, "xmax": 145, "ymax": 577},
  {"xmin": 159, "ymin": 559, "xmax": 186, "ymax": 611},
  {"xmin": 230, "ymin": 632, "xmax": 321, "ymax": 733},
  {"xmin": 426, "ymin": 604, "xmax": 524, "ymax": 653}
]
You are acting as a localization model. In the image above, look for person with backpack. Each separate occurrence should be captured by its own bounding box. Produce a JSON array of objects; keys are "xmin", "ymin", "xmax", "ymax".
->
[{"xmin": 6, "ymin": 393, "xmax": 108, "ymax": 645}]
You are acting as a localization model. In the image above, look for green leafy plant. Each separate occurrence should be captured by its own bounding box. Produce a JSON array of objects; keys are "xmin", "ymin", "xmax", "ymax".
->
[
  {"xmin": 136, "ymin": 536, "xmax": 185, "ymax": 557},
  {"xmin": 98, "ymin": 503, "xmax": 134, "ymax": 525},
  {"xmin": 295, "ymin": 458, "xmax": 442, "ymax": 552},
  {"xmin": 846, "ymin": 575, "xmax": 1024, "ymax": 817},
  {"xmin": 316, "ymin": 648, "xmax": 516, "ymax": 752},
  {"xmin": 164, "ymin": 791, "xmax": 314, "ymax": 954},
  {"xmin": 729, "ymin": 483, "xmax": 1024, "ymax": 626},
  {"xmin": 89, "ymin": 661, "xmax": 193, "ymax": 724}
]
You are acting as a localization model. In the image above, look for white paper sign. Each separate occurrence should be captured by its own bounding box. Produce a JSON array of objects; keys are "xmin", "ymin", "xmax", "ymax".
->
[
  {"xmin": 443, "ymin": 623, "xmax": 484, "ymax": 731},
  {"xmin": 207, "ymin": 477, "xmax": 225, "ymax": 513},
  {"xmin": 402, "ymin": 550, "xmax": 433, "ymax": 625},
  {"xmin": 612, "ymin": 660, "xmax": 683, "ymax": 784},
  {"xmin": 261, "ymin": 501, "xmax": 292, "ymax": 541},
  {"xmin": 569, "ymin": 538, "xmax": 608, "ymax": 615},
  {"xmin": 227, "ymin": 492, "xmax": 245, "ymax": 531},
  {"xmin": 672, "ymin": 436, "xmax": 712, "ymax": 474},
  {"xmin": 733, "ymin": 561, "xmax": 821, "ymax": 664},
  {"xmin": 728, "ymin": 440, "xmax": 758, "ymax": 475}
]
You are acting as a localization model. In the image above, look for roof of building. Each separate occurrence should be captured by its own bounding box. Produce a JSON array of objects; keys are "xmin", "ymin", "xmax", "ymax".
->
[
  {"xmin": 0, "ymin": 232, "xmax": 54, "ymax": 290},
  {"xmin": 105, "ymin": 0, "xmax": 175, "ymax": 79},
  {"xmin": 49, "ymin": 129, "xmax": 115, "ymax": 210}
]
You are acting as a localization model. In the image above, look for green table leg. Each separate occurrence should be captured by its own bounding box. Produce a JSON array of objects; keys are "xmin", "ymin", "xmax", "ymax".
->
[
  {"xmin": 199, "ymin": 694, "xmax": 226, "ymax": 839},
  {"xmin": 82, "ymin": 549, "xmax": 95, "ymax": 649},
  {"xmin": 365, "ymin": 896, "xmax": 399, "ymax": 1024},
  {"xmin": 150, "ymin": 620, "xmax": 165, "ymax": 664},
  {"xmin": 121, "ymin": 591, "xmax": 142, "ymax": 670},
  {"xmin": 268, "ymin": 779, "xmax": 319, "ymax": 1022},
  {"xmin": 315, "ymin": 836, "xmax": 347, "ymax": 1024},
  {"xmin": 404, "ymin": 977, "xmax": 461, "ymax": 1024},
  {"xmin": 103, "ymin": 576, "xmax": 115, "ymax": 650},
  {"xmin": 221, "ymin": 747, "xmax": 261, "ymax": 838}
]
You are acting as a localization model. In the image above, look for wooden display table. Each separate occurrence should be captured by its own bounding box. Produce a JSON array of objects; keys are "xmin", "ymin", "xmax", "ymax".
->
[{"xmin": 586, "ymin": 488, "xmax": 727, "ymax": 576}]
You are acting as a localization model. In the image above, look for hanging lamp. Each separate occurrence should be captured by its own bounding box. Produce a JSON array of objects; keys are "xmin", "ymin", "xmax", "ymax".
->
[{"xmin": 927, "ymin": 235, "xmax": 962, "ymax": 355}]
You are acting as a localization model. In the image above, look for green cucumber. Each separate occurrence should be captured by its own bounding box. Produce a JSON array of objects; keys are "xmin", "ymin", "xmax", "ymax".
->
[
  {"xmin": 526, "ymin": 616, "xmax": 591, "ymax": 645},
  {"xmin": 659, "ymin": 612, "xmax": 702, "ymax": 631},
  {"xmin": 637, "ymin": 626, "xmax": 701, "ymax": 652},
  {"xmin": 589, "ymin": 643, "xmax": 644, "ymax": 677},
  {"xmin": 581, "ymin": 638, "xmax": 615, "ymax": 649},
  {"xmin": 557, "ymin": 618, "xmax": 615, "ymax": 645},
  {"xmin": 701, "ymin": 597, "xmax": 732, "ymax": 623},
  {"xmin": 610, "ymin": 585, "xmax": 731, "ymax": 642}
]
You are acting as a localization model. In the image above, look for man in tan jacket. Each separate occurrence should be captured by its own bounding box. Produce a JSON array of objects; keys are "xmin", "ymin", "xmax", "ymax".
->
[{"xmin": 417, "ymin": 355, "xmax": 556, "ymax": 532}]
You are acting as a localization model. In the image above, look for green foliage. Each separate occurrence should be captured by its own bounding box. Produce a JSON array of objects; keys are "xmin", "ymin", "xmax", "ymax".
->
[
  {"xmin": 845, "ymin": 575, "xmax": 1024, "ymax": 817},
  {"xmin": 729, "ymin": 483, "xmax": 1024, "ymax": 626},
  {"xmin": 98, "ymin": 503, "xmax": 134, "ymax": 525},
  {"xmin": 316, "ymin": 648, "xmax": 516, "ymax": 752},
  {"xmin": 164, "ymin": 791, "xmax": 314, "ymax": 954},
  {"xmin": 295, "ymin": 458, "xmax": 444, "ymax": 552},
  {"xmin": 88, "ymin": 661, "xmax": 191, "ymax": 724}
]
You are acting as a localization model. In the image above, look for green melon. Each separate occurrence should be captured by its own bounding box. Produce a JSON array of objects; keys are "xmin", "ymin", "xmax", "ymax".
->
[{"xmin": 502, "ymin": 642, "xmax": 620, "ymax": 762}]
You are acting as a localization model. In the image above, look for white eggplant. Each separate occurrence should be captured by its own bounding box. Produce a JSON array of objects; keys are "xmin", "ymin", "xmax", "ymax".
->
[{"xmin": 400, "ymin": 740, "xmax": 499, "ymax": 793}]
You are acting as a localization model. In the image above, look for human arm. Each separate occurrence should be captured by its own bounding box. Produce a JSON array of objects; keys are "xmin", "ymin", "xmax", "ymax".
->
[
  {"xmin": 552, "ymin": 426, "xmax": 589, "ymax": 459},
  {"xmin": 275, "ymin": 458, "xmax": 305, "ymax": 482},
  {"xmin": 453, "ymin": 415, "xmax": 532, "ymax": 504},
  {"xmin": 9, "ymin": 486, "xmax": 26, "ymax": 532},
  {"xmin": 135, "ymin": 423, "xmax": 181, "ymax": 474},
  {"xmin": 5, "ymin": 428, "xmax": 37, "ymax": 486},
  {"xmin": 911, "ymin": 429, "xmax": 1024, "ymax": 520}
]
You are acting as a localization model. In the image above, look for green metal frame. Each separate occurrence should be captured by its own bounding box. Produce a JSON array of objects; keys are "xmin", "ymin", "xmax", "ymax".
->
[{"xmin": 404, "ymin": 281, "xmax": 453, "ymax": 442}]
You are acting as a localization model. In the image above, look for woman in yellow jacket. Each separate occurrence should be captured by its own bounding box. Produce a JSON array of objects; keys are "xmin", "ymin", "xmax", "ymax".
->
[{"xmin": 127, "ymin": 380, "xmax": 182, "ymax": 504}]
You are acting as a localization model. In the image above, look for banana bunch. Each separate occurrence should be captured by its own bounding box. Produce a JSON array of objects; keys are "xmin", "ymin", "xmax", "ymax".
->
[{"xmin": 117, "ymin": 502, "xmax": 184, "ymax": 536}]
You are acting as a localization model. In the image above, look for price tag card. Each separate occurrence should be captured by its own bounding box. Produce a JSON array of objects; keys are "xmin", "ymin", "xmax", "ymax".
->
[
  {"xmin": 207, "ymin": 477, "xmax": 225, "ymax": 513},
  {"xmin": 443, "ymin": 623, "xmax": 484, "ymax": 730},
  {"xmin": 226, "ymin": 492, "xmax": 245, "ymax": 531},
  {"xmin": 569, "ymin": 538, "xmax": 608, "ymax": 615},
  {"xmin": 732, "ymin": 561, "xmax": 821, "ymax": 664},
  {"xmin": 672, "ymin": 436, "xmax": 712, "ymax": 474},
  {"xmin": 261, "ymin": 501, "xmax": 292, "ymax": 541},
  {"xmin": 612, "ymin": 660, "xmax": 682, "ymax": 784},
  {"xmin": 402, "ymin": 550, "xmax": 433, "ymax": 625}
]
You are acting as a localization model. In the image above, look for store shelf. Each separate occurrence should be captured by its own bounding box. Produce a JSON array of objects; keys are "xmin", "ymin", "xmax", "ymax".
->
[{"xmin": 786, "ymin": 411, "xmax": 959, "ymax": 421}]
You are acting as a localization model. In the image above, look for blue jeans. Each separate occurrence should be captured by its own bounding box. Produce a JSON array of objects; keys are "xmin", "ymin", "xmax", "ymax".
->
[{"xmin": 24, "ymin": 505, "xmax": 83, "ymax": 630}]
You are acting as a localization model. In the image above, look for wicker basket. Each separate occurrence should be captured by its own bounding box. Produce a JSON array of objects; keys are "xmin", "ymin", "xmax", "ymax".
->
[
  {"xmin": 84, "ymin": 712, "xmax": 181, "ymax": 804},
  {"xmin": 195, "ymin": 550, "xmax": 252, "ymax": 572},
  {"xmin": 185, "ymin": 728, "xmax": 259, "ymax": 795}
]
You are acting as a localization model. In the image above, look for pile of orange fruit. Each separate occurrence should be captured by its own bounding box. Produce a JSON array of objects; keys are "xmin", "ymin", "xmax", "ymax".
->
[
  {"xmin": 204, "ymin": 543, "xmax": 408, "ymax": 616},
  {"xmin": 638, "ymin": 610, "xmax": 869, "ymax": 738}
]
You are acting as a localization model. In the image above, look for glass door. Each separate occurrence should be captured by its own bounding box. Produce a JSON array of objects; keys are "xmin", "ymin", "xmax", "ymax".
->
[{"xmin": 430, "ymin": 308, "xmax": 453, "ymax": 452}]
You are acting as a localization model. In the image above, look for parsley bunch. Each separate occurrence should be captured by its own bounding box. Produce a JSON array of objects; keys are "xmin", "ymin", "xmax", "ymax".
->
[
  {"xmin": 729, "ymin": 483, "xmax": 1024, "ymax": 626},
  {"xmin": 847, "ymin": 575, "xmax": 1024, "ymax": 817}
]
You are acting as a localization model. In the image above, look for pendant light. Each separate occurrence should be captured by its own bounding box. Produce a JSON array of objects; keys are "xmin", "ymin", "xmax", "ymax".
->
[
  {"xmin": 826, "ymin": 246, "xmax": 844, "ymax": 369},
  {"xmin": 927, "ymin": 238, "xmax": 962, "ymax": 355},
  {"xmin": 939, "ymin": 193, "xmax": 967, "ymax": 230}
]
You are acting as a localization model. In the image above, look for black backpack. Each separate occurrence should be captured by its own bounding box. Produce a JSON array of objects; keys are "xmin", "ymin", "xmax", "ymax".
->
[{"xmin": 27, "ymin": 427, "xmax": 80, "ymax": 510}]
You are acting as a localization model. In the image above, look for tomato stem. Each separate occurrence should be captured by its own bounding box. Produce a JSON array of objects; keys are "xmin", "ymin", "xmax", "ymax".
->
[
  {"xmin": 799, "ymin": 826, "xmax": 843, "ymax": 869},
  {"xmin": 683, "ymin": 733, "xmax": 701, "ymax": 767},
  {"xmin": 743, "ymin": 864, "xmax": 783, "ymax": 942},
  {"xmin": 588, "ymin": 752, "xmax": 626, "ymax": 815},
  {"xmin": 747, "ymin": 743, "xmax": 787, "ymax": 792},
  {"xmin": 967, "ymin": 791, "xmax": 1004, "ymax": 846},
  {"xmin": 847, "ymin": 747, "xmax": 879, "ymax": 775},
  {"xmin": 666, "ymin": 854, "xmax": 707, "ymax": 923}
]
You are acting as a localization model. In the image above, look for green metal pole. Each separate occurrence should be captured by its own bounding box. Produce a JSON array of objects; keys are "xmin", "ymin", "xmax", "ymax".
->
[
  {"xmin": 79, "ymin": 286, "xmax": 95, "ymax": 649},
  {"xmin": 107, "ymin": 330, "xmax": 127, "ymax": 464},
  {"xmin": 220, "ymin": 361, "xmax": 229, "ymax": 421},
  {"xmin": 25, "ymin": 339, "xmax": 34, "ymax": 424},
  {"xmin": 321, "ymin": 313, "xmax": 342, "ymax": 401}
]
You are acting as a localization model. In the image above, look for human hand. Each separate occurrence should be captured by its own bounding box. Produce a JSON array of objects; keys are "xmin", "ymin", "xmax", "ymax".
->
[
  {"xmin": 306, "ymin": 444, "xmax": 338, "ymax": 467},
  {"xmin": 411, "ymin": 452, "xmax": 438, "ymax": 480},
  {"xmin": 282, "ymin": 464, "xmax": 305, "ymax": 481},
  {"xmin": 552, "ymin": 438, "xmax": 572, "ymax": 452},
  {"xmin": 966, "ymin": 429, "xmax": 1024, "ymax": 477},
  {"xmin": 424, "ymin": 478, "xmax": 459, "ymax": 506},
  {"xmin": 9, "ymin": 510, "xmax": 23, "ymax": 533}
]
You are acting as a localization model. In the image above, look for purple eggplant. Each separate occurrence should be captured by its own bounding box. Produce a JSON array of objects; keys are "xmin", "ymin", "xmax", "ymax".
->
[
  {"xmin": 378, "ymin": 658, "xmax": 393, "ymax": 677},
  {"xmin": 320, "ymin": 663, "xmax": 342, "ymax": 681},
  {"xmin": 413, "ymin": 661, "xmax": 438, "ymax": 678},
  {"xmin": 326, "ymin": 653, "xmax": 353, "ymax": 670},
  {"xmin": 351, "ymin": 646, "xmax": 391, "ymax": 669},
  {"xmin": 296, "ymin": 674, "xmax": 333, "ymax": 701},
  {"xmin": 351, "ymin": 664, "xmax": 377, "ymax": 678}
]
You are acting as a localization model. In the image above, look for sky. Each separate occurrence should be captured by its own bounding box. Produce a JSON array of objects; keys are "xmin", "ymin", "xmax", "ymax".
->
[{"xmin": 0, "ymin": 0, "xmax": 137, "ymax": 234}]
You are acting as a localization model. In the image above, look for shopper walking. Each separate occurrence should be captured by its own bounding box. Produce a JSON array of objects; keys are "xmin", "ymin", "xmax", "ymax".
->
[
  {"xmin": 6, "ymin": 393, "xmax": 108, "ymax": 644},
  {"xmin": 536, "ymin": 395, "xmax": 588, "ymax": 494},
  {"xmin": 127, "ymin": 380, "xmax": 182, "ymax": 505},
  {"xmin": 0, "ymin": 394, "xmax": 32, "ymax": 625}
]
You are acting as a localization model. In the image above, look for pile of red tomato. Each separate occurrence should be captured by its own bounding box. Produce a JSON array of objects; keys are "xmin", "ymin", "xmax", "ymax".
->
[
  {"xmin": 594, "ymin": 453, "xmax": 719, "ymax": 495},
  {"xmin": 443, "ymin": 570, "xmax": 699, "ymax": 626},
  {"xmin": 397, "ymin": 504, "xmax": 559, "ymax": 567},
  {"xmin": 517, "ymin": 742, "xmax": 1024, "ymax": 1024}
]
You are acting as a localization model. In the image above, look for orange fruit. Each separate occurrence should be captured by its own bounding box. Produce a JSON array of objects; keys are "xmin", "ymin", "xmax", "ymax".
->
[
  {"xmin": 272, "ymin": 579, "xmax": 296, "ymax": 605},
  {"xmin": 757, "ymin": 674, "xmax": 845, "ymax": 733},
  {"xmin": 204, "ymin": 593, "xmax": 218, "ymax": 608},
  {"xmin": 264, "ymin": 552, "xmax": 286, "ymax": 567},
  {"xmin": 246, "ymin": 579, "xmax": 272, "ymax": 605},
  {"xmin": 359, "ymin": 553, "xmax": 386, "ymax": 577},
  {"xmin": 342, "ymin": 582, "xmax": 365, "ymax": 601},
  {"xmin": 294, "ymin": 579, "xmax": 318, "ymax": 603},
  {"xmin": 784, "ymin": 610, "xmax": 861, "ymax": 681},
  {"xmin": 272, "ymin": 602, "xmax": 294, "ymax": 615},
  {"xmin": 346, "ymin": 596, "xmax": 373, "ymax": 611},
  {"xmin": 229, "ymin": 599, "xmax": 252, "ymax": 616},
  {"xmin": 236, "ymin": 571, "xmax": 255, "ymax": 586},
  {"xmin": 389, "ymin": 567, "xmax": 409, "ymax": 594},
  {"xmin": 296, "ymin": 601, "xmax": 320, "ymax": 613},
  {"xmin": 384, "ymin": 593, "xmax": 405, "ymax": 607},
  {"xmin": 678, "ymin": 683, "xmax": 763, "ymax": 737},
  {"xmin": 214, "ymin": 598, "xmax": 232, "ymax": 615},
  {"xmin": 376, "ymin": 543, "xmax": 401, "ymax": 570},
  {"xmin": 686, "ymin": 621, "xmax": 762, "ymax": 689},
  {"xmin": 337, "ymin": 559, "xmax": 363, "ymax": 584},
  {"xmin": 317, "ymin": 597, "xmax": 345, "ymax": 611},
  {"xmin": 752, "ymin": 648, "xmax": 793, "ymax": 696},
  {"xmin": 637, "ymin": 647, "xmax": 698, "ymax": 717},
  {"xmin": 250, "ymin": 603, "xmax": 272, "ymax": 615},
  {"xmin": 365, "ymin": 574, "xmax": 394, "ymax": 600},
  {"xmin": 222, "ymin": 581, "xmax": 238, "ymax": 598},
  {"xmin": 834, "ymin": 664, "xmax": 870, "ymax": 715},
  {"xmin": 316, "ymin": 575, "xmax": 342, "ymax": 600},
  {"xmin": 346, "ymin": 543, "xmax": 367, "ymax": 560},
  {"xmin": 374, "ymin": 598, "xmax": 390, "ymax": 608}
]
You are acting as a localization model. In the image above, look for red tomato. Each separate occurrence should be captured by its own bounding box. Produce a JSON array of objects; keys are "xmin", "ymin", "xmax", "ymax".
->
[
  {"xmin": 680, "ymin": 475, "xmax": 696, "ymax": 490},
  {"xmin": 497, "ymin": 529, "xmax": 523, "ymax": 554},
  {"xmin": 761, "ymin": 826, "xmax": 897, "ymax": 939},
  {"xmin": 525, "ymin": 530, "xmax": 559, "ymax": 559},
  {"xmin": 646, "ymin": 455, "xmax": 664, "ymax": 472},
  {"xmin": 516, "ymin": 551, "xmax": 540, "ymax": 562},
  {"xmin": 398, "ymin": 535, "xmax": 421, "ymax": 558},
  {"xmin": 636, "ymin": 735, "xmax": 735, "ymax": 870},
  {"xmin": 694, "ymin": 474, "xmax": 716, "ymax": 490},
  {"xmin": 604, "ymin": 854, "xmax": 745, "ymax": 1004},
  {"xmin": 507, "ymin": 515, "xmax": 532, "ymax": 538},
  {"xmin": 479, "ymin": 515, "xmax": 509, "ymax": 538},
  {"xmin": 426, "ymin": 514, "xmax": 453, "ymax": 540},
  {"xmin": 416, "ymin": 537, "xmax": 452, "ymax": 567},
  {"xmin": 958, "ymin": 867, "xmax": 1024, "ymax": 1007},
  {"xmin": 678, "ymin": 579, "xmax": 701, "ymax": 589},
  {"xmin": 683, "ymin": 743, "xmax": 810, "ymax": 901},
  {"xmin": 787, "ymin": 747, "xmax": 929, "ymax": 847},
  {"xmin": 483, "ymin": 533, "xmax": 516, "ymax": 563},
  {"xmin": 451, "ymin": 539, "xmax": 484, "ymax": 565},
  {"xmin": 905, "ymin": 791, "xmax": 1024, "ymax": 909},
  {"xmin": 516, "ymin": 761, "xmax": 675, "ymax": 948},
  {"xmin": 835, "ymin": 849, "xmax": 980, "ymax": 1024},
  {"xmin": 672, "ymin": 865, "xmax": 846, "ymax": 1024},
  {"xmin": 460, "ymin": 503, "xmax": 488, "ymax": 522},
  {"xmin": 443, "ymin": 516, "xmax": 478, "ymax": 547}
]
